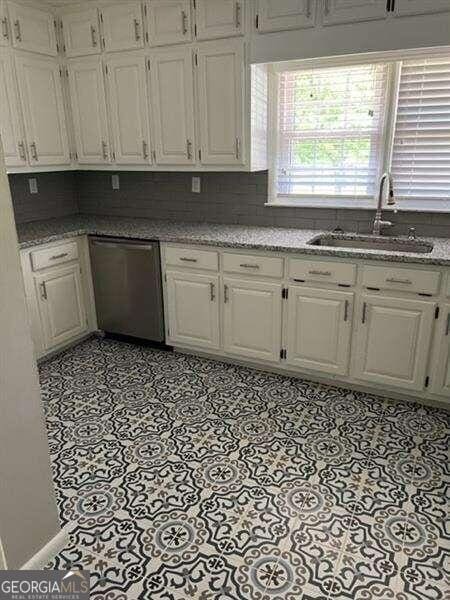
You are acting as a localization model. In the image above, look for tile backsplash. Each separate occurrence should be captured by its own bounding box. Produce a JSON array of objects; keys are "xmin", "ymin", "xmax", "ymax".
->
[{"xmin": 9, "ymin": 170, "xmax": 450, "ymax": 237}]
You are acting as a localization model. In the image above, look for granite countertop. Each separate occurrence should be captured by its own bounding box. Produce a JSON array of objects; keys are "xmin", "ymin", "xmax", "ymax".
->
[{"xmin": 16, "ymin": 215, "xmax": 450, "ymax": 266}]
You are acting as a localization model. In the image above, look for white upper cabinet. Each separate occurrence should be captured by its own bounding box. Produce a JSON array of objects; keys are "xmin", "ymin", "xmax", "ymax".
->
[
  {"xmin": 195, "ymin": 0, "xmax": 244, "ymax": 40},
  {"xmin": 196, "ymin": 39, "xmax": 244, "ymax": 166},
  {"xmin": 352, "ymin": 294, "xmax": 435, "ymax": 391},
  {"xmin": 61, "ymin": 7, "xmax": 100, "ymax": 58},
  {"xmin": 0, "ymin": 1, "xmax": 9, "ymax": 46},
  {"xmin": 150, "ymin": 47, "xmax": 195, "ymax": 165},
  {"xmin": 15, "ymin": 54, "xmax": 69, "ymax": 166},
  {"xmin": 393, "ymin": 0, "xmax": 450, "ymax": 17},
  {"xmin": 100, "ymin": 2, "xmax": 144, "ymax": 52},
  {"xmin": 322, "ymin": 0, "xmax": 387, "ymax": 25},
  {"xmin": 256, "ymin": 0, "xmax": 316, "ymax": 32},
  {"xmin": 105, "ymin": 53, "xmax": 151, "ymax": 165},
  {"xmin": 8, "ymin": 2, "xmax": 58, "ymax": 56},
  {"xmin": 166, "ymin": 270, "xmax": 220, "ymax": 350},
  {"xmin": 146, "ymin": 0, "xmax": 192, "ymax": 46},
  {"xmin": 286, "ymin": 286, "xmax": 353, "ymax": 376},
  {"xmin": 431, "ymin": 303, "xmax": 450, "ymax": 397},
  {"xmin": 223, "ymin": 277, "xmax": 282, "ymax": 363},
  {"xmin": 67, "ymin": 56, "xmax": 109, "ymax": 164},
  {"xmin": 0, "ymin": 50, "xmax": 26, "ymax": 166}
]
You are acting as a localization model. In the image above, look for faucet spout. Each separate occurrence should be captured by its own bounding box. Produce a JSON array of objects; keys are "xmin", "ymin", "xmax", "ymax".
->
[{"xmin": 373, "ymin": 172, "xmax": 395, "ymax": 236}]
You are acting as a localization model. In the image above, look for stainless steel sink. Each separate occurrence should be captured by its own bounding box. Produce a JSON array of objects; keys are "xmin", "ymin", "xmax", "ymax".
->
[{"xmin": 308, "ymin": 234, "xmax": 434, "ymax": 254}]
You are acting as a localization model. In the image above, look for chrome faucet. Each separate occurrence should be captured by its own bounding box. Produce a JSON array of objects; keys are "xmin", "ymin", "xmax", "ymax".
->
[{"xmin": 372, "ymin": 172, "xmax": 395, "ymax": 236}]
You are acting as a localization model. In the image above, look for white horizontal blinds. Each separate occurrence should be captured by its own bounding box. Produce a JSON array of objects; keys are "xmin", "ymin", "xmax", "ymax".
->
[
  {"xmin": 277, "ymin": 63, "xmax": 389, "ymax": 197},
  {"xmin": 392, "ymin": 55, "xmax": 450, "ymax": 200}
]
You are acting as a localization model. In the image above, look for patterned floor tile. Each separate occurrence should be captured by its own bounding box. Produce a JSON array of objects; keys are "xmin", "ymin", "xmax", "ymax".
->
[{"xmin": 41, "ymin": 337, "xmax": 449, "ymax": 600}]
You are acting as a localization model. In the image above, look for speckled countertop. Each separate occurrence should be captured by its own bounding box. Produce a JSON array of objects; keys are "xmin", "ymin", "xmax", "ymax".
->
[{"xmin": 16, "ymin": 215, "xmax": 450, "ymax": 266}]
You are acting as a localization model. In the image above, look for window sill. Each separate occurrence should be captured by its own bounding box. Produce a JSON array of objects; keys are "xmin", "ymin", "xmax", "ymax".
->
[{"xmin": 265, "ymin": 198, "xmax": 450, "ymax": 213}]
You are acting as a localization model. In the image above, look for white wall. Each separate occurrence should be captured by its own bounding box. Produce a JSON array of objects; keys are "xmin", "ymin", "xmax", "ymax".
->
[{"xmin": 0, "ymin": 142, "xmax": 60, "ymax": 569}]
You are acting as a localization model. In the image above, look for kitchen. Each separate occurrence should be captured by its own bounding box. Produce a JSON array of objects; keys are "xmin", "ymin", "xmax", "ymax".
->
[{"xmin": 0, "ymin": 1, "xmax": 449, "ymax": 598}]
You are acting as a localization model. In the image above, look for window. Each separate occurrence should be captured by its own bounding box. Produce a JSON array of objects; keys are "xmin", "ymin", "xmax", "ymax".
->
[{"xmin": 272, "ymin": 52, "xmax": 450, "ymax": 208}]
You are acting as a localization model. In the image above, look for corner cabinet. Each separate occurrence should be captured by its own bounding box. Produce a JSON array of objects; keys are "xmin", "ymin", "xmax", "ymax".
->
[
  {"xmin": 196, "ymin": 39, "xmax": 245, "ymax": 166},
  {"xmin": 20, "ymin": 237, "xmax": 96, "ymax": 359},
  {"xmin": 15, "ymin": 54, "xmax": 70, "ymax": 166},
  {"xmin": 352, "ymin": 295, "xmax": 435, "ymax": 392}
]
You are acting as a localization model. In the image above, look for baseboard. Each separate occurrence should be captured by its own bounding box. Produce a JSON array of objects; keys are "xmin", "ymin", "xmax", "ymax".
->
[{"xmin": 21, "ymin": 523, "xmax": 72, "ymax": 570}]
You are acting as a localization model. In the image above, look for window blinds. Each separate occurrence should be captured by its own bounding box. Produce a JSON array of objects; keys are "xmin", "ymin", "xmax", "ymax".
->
[
  {"xmin": 392, "ymin": 56, "xmax": 450, "ymax": 200},
  {"xmin": 277, "ymin": 63, "xmax": 389, "ymax": 197}
]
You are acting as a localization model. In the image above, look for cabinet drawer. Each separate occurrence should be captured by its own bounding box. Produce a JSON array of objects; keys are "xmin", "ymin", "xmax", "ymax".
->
[
  {"xmin": 288, "ymin": 258, "xmax": 356, "ymax": 286},
  {"xmin": 165, "ymin": 246, "xmax": 218, "ymax": 271},
  {"xmin": 223, "ymin": 252, "xmax": 283, "ymax": 278},
  {"xmin": 31, "ymin": 241, "xmax": 79, "ymax": 271},
  {"xmin": 362, "ymin": 265, "xmax": 440, "ymax": 295}
]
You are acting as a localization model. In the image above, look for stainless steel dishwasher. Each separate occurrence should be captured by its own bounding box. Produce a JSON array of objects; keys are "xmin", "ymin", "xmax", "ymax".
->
[{"xmin": 89, "ymin": 237, "xmax": 165, "ymax": 342}]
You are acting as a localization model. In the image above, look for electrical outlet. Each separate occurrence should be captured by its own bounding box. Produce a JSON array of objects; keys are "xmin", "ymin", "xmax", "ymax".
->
[
  {"xmin": 192, "ymin": 176, "xmax": 201, "ymax": 193},
  {"xmin": 112, "ymin": 174, "xmax": 120, "ymax": 190},
  {"xmin": 28, "ymin": 178, "xmax": 38, "ymax": 194}
]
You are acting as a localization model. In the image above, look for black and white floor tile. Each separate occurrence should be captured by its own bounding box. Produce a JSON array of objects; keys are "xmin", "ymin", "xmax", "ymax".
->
[{"xmin": 41, "ymin": 337, "xmax": 450, "ymax": 599}]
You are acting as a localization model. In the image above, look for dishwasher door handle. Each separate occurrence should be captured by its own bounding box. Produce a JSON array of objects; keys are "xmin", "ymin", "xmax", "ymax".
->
[{"xmin": 91, "ymin": 241, "xmax": 154, "ymax": 251}]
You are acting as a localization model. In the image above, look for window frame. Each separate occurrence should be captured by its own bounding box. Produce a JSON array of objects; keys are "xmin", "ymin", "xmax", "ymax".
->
[{"xmin": 266, "ymin": 47, "xmax": 450, "ymax": 211}]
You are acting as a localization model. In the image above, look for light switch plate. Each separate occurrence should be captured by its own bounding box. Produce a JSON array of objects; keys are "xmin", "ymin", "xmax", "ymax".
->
[
  {"xmin": 28, "ymin": 178, "xmax": 38, "ymax": 194},
  {"xmin": 192, "ymin": 176, "xmax": 201, "ymax": 193},
  {"xmin": 112, "ymin": 174, "xmax": 120, "ymax": 190}
]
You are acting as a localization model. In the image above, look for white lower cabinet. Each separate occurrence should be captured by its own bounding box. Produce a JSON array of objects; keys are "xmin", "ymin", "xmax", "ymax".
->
[
  {"xmin": 35, "ymin": 264, "xmax": 87, "ymax": 351},
  {"xmin": 431, "ymin": 303, "xmax": 450, "ymax": 397},
  {"xmin": 166, "ymin": 270, "xmax": 220, "ymax": 349},
  {"xmin": 285, "ymin": 286, "xmax": 353, "ymax": 376},
  {"xmin": 223, "ymin": 277, "xmax": 282, "ymax": 362},
  {"xmin": 352, "ymin": 294, "xmax": 435, "ymax": 391}
]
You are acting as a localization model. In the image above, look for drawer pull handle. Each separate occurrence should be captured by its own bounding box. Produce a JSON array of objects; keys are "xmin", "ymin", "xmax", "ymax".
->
[
  {"xmin": 309, "ymin": 270, "xmax": 332, "ymax": 276},
  {"xmin": 344, "ymin": 299, "xmax": 349, "ymax": 322},
  {"xmin": 446, "ymin": 313, "xmax": 450, "ymax": 336},
  {"xmin": 239, "ymin": 263, "xmax": 260, "ymax": 269},
  {"xmin": 50, "ymin": 252, "xmax": 69, "ymax": 260},
  {"xmin": 40, "ymin": 282, "xmax": 47, "ymax": 300},
  {"xmin": 179, "ymin": 257, "xmax": 197, "ymax": 263},
  {"xmin": 386, "ymin": 277, "xmax": 412, "ymax": 285},
  {"xmin": 362, "ymin": 302, "xmax": 367, "ymax": 324},
  {"xmin": 210, "ymin": 282, "xmax": 215, "ymax": 301},
  {"xmin": 224, "ymin": 284, "xmax": 229, "ymax": 303}
]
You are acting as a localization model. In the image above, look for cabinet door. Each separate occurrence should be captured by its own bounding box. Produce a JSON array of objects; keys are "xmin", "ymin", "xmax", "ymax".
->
[
  {"xmin": 8, "ymin": 2, "xmax": 57, "ymax": 55},
  {"xmin": 196, "ymin": 39, "xmax": 244, "ymax": 166},
  {"xmin": 0, "ymin": 2, "xmax": 9, "ymax": 47},
  {"xmin": 146, "ymin": 0, "xmax": 192, "ymax": 46},
  {"xmin": 223, "ymin": 278, "xmax": 282, "ymax": 362},
  {"xmin": 62, "ymin": 8, "xmax": 100, "ymax": 57},
  {"xmin": 67, "ymin": 56, "xmax": 110, "ymax": 164},
  {"xmin": 166, "ymin": 271, "xmax": 220, "ymax": 350},
  {"xmin": 35, "ymin": 264, "xmax": 87, "ymax": 351},
  {"xmin": 393, "ymin": 0, "xmax": 450, "ymax": 17},
  {"xmin": 286, "ymin": 286, "xmax": 353, "ymax": 376},
  {"xmin": 353, "ymin": 295, "xmax": 435, "ymax": 391},
  {"xmin": 256, "ymin": 0, "xmax": 315, "ymax": 32},
  {"xmin": 100, "ymin": 2, "xmax": 144, "ymax": 52},
  {"xmin": 196, "ymin": 0, "xmax": 244, "ymax": 40},
  {"xmin": 15, "ymin": 54, "xmax": 70, "ymax": 166},
  {"xmin": 150, "ymin": 47, "xmax": 195, "ymax": 165},
  {"xmin": 0, "ymin": 50, "xmax": 27, "ymax": 167},
  {"xmin": 430, "ymin": 303, "xmax": 450, "ymax": 397},
  {"xmin": 322, "ymin": 0, "xmax": 386, "ymax": 25},
  {"xmin": 105, "ymin": 53, "xmax": 151, "ymax": 165}
]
